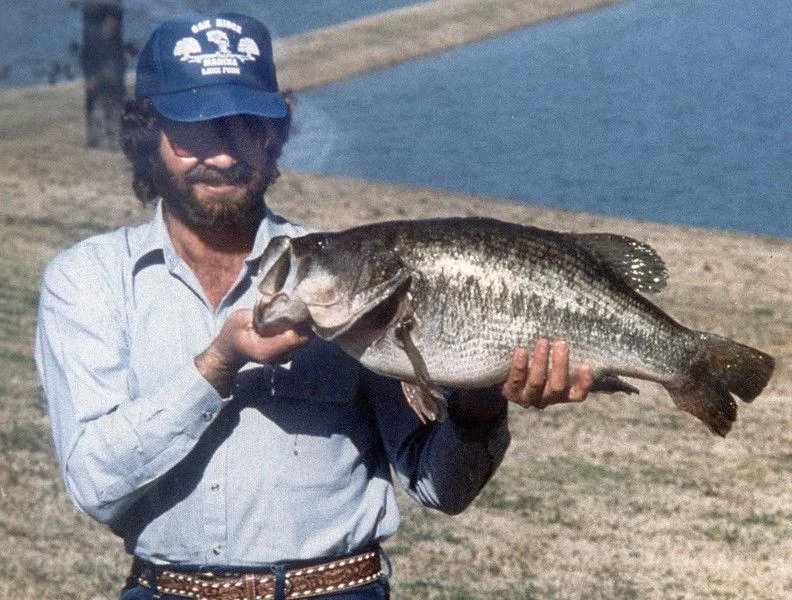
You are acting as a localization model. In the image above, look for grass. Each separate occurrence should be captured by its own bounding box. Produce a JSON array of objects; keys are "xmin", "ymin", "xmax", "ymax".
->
[{"xmin": 2, "ymin": 0, "xmax": 792, "ymax": 598}]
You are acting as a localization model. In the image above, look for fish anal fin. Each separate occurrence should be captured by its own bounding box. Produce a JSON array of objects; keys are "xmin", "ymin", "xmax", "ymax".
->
[
  {"xmin": 590, "ymin": 375, "xmax": 640, "ymax": 395},
  {"xmin": 401, "ymin": 382, "xmax": 447, "ymax": 423}
]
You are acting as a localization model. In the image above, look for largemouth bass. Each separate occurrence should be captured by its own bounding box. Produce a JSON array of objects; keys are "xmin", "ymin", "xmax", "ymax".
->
[{"xmin": 252, "ymin": 217, "xmax": 774, "ymax": 436}]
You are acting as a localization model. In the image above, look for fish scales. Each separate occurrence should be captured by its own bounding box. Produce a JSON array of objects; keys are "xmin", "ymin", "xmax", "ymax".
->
[
  {"xmin": 253, "ymin": 217, "xmax": 775, "ymax": 436},
  {"xmin": 389, "ymin": 220, "xmax": 685, "ymax": 383}
]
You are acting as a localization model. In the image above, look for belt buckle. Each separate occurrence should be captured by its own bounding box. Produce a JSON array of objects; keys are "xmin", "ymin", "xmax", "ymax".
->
[{"xmin": 275, "ymin": 565, "xmax": 292, "ymax": 599}]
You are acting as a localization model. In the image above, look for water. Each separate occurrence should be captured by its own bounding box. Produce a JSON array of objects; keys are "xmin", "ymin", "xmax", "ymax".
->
[
  {"xmin": 281, "ymin": 0, "xmax": 792, "ymax": 238},
  {"xmin": 0, "ymin": 0, "xmax": 418, "ymax": 89},
  {"xmin": 3, "ymin": 1, "xmax": 790, "ymax": 238}
]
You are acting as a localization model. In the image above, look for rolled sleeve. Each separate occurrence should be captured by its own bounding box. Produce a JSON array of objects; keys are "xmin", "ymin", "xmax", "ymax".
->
[
  {"xmin": 366, "ymin": 373, "xmax": 511, "ymax": 515},
  {"xmin": 404, "ymin": 414, "xmax": 510, "ymax": 514}
]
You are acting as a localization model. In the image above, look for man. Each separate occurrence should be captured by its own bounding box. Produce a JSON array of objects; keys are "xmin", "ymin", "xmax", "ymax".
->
[{"xmin": 35, "ymin": 12, "xmax": 593, "ymax": 600}]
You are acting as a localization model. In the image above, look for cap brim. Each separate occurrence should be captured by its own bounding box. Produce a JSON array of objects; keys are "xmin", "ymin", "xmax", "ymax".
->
[{"xmin": 150, "ymin": 83, "xmax": 288, "ymax": 122}]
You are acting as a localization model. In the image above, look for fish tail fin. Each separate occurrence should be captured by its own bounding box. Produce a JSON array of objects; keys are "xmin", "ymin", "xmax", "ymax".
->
[{"xmin": 668, "ymin": 333, "xmax": 775, "ymax": 436}]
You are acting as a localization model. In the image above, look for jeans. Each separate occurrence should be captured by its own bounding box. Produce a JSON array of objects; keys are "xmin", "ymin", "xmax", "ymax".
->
[{"xmin": 120, "ymin": 578, "xmax": 390, "ymax": 600}]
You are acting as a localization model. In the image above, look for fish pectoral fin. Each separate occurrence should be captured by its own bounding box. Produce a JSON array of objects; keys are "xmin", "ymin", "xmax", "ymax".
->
[
  {"xmin": 394, "ymin": 315, "xmax": 446, "ymax": 422},
  {"xmin": 401, "ymin": 382, "xmax": 447, "ymax": 423},
  {"xmin": 394, "ymin": 314, "xmax": 431, "ymax": 382},
  {"xmin": 590, "ymin": 375, "xmax": 640, "ymax": 395}
]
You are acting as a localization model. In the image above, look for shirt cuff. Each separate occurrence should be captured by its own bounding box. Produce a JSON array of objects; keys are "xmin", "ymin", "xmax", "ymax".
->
[{"xmin": 167, "ymin": 361, "xmax": 228, "ymax": 439}]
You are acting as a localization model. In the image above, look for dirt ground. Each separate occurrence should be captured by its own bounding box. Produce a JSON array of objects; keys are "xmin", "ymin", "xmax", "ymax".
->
[{"xmin": 1, "ymin": 1, "xmax": 790, "ymax": 598}]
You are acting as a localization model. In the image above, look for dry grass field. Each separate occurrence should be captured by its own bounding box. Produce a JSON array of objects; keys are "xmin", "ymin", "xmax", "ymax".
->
[{"xmin": 1, "ymin": 1, "xmax": 791, "ymax": 598}]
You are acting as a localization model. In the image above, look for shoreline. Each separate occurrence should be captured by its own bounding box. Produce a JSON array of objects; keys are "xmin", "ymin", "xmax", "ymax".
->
[
  {"xmin": 275, "ymin": 0, "xmax": 625, "ymax": 91},
  {"xmin": 0, "ymin": 0, "xmax": 625, "ymax": 98}
]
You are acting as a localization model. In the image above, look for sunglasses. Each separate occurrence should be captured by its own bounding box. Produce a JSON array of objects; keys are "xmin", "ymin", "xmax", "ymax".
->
[{"xmin": 162, "ymin": 117, "xmax": 268, "ymax": 159}]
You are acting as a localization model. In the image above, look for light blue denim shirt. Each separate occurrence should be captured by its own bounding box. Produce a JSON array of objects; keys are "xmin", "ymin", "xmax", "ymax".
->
[{"xmin": 35, "ymin": 201, "xmax": 510, "ymax": 566}]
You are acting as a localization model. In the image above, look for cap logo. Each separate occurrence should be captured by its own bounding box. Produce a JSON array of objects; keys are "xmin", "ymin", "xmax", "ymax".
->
[{"xmin": 173, "ymin": 18, "xmax": 260, "ymax": 77}]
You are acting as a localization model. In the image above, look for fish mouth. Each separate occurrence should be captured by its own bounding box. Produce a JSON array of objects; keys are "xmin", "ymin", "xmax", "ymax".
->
[
  {"xmin": 253, "ymin": 237, "xmax": 307, "ymax": 335},
  {"xmin": 252, "ymin": 290, "xmax": 311, "ymax": 336}
]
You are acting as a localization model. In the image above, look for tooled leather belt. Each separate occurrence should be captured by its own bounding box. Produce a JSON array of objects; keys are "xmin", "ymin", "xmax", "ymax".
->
[{"xmin": 132, "ymin": 550, "xmax": 381, "ymax": 599}]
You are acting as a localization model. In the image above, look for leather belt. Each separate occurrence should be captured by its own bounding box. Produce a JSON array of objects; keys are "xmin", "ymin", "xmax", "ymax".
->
[{"xmin": 133, "ymin": 550, "xmax": 381, "ymax": 600}]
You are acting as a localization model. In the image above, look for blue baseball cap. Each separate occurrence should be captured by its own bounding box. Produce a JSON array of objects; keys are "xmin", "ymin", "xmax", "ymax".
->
[{"xmin": 135, "ymin": 12, "xmax": 287, "ymax": 121}]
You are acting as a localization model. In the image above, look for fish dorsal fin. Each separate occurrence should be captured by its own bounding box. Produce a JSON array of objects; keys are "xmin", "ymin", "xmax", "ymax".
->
[{"xmin": 566, "ymin": 233, "xmax": 669, "ymax": 293}]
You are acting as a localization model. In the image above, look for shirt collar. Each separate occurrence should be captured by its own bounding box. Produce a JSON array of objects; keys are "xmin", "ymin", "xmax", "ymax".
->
[{"xmin": 130, "ymin": 199, "xmax": 306, "ymax": 274}]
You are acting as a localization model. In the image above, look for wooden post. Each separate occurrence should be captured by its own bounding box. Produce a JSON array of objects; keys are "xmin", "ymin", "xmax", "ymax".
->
[{"xmin": 81, "ymin": 0, "xmax": 126, "ymax": 150}]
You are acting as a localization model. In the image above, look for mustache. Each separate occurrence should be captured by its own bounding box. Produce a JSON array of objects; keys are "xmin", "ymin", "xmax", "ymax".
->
[{"xmin": 185, "ymin": 163, "xmax": 254, "ymax": 186}]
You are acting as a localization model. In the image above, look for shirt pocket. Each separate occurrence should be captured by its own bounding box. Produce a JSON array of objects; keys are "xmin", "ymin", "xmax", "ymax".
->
[{"xmin": 271, "ymin": 341, "xmax": 377, "ymax": 490}]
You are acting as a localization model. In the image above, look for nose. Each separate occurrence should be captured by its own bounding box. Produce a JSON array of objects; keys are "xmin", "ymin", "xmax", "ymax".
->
[{"xmin": 202, "ymin": 150, "xmax": 237, "ymax": 169}]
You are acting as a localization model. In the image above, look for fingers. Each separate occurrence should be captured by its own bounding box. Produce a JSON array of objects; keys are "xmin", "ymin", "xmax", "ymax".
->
[
  {"xmin": 274, "ymin": 333, "xmax": 312, "ymax": 363},
  {"xmin": 529, "ymin": 339, "xmax": 567, "ymax": 408},
  {"xmin": 527, "ymin": 339, "xmax": 552, "ymax": 402},
  {"xmin": 222, "ymin": 309, "xmax": 312, "ymax": 365},
  {"xmin": 255, "ymin": 324, "xmax": 312, "ymax": 365},
  {"xmin": 568, "ymin": 362, "xmax": 593, "ymax": 403},
  {"xmin": 502, "ymin": 346, "xmax": 529, "ymax": 401},
  {"xmin": 545, "ymin": 340, "xmax": 570, "ymax": 400},
  {"xmin": 197, "ymin": 312, "xmax": 312, "ymax": 397},
  {"xmin": 502, "ymin": 340, "xmax": 552, "ymax": 409},
  {"xmin": 503, "ymin": 339, "xmax": 592, "ymax": 409}
]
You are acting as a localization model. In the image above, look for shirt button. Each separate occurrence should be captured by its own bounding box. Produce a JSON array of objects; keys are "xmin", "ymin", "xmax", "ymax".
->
[
  {"xmin": 210, "ymin": 482, "xmax": 220, "ymax": 491},
  {"xmin": 202, "ymin": 411, "xmax": 215, "ymax": 422},
  {"xmin": 212, "ymin": 545, "xmax": 222, "ymax": 555}
]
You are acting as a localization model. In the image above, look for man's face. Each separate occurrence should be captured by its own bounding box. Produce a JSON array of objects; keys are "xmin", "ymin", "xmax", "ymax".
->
[{"xmin": 154, "ymin": 116, "xmax": 272, "ymax": 228}]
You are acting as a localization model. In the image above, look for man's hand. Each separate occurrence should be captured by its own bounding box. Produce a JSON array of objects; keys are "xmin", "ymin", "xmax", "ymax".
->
[
  {"xmin": 448, "ymin": 339, "xmax": 593, "ymax": 429},
  {"xmin": 501, "ymin": 339, "xmax": 593, "ymax": 409},
  {"xmin": 195, "ymin": 309, "xmax": 312, "ymax": 397}
]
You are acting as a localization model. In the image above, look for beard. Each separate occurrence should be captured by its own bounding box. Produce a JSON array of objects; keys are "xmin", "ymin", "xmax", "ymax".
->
[{"xmin": 152, "ymin": 157, "xmax": 267, "ymax": 229}]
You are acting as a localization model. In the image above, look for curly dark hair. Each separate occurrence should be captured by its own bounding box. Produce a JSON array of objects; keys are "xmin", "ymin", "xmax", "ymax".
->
[{"xmin": 120, "ymin": 96, "xmax": 293, "ymax": 203}]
